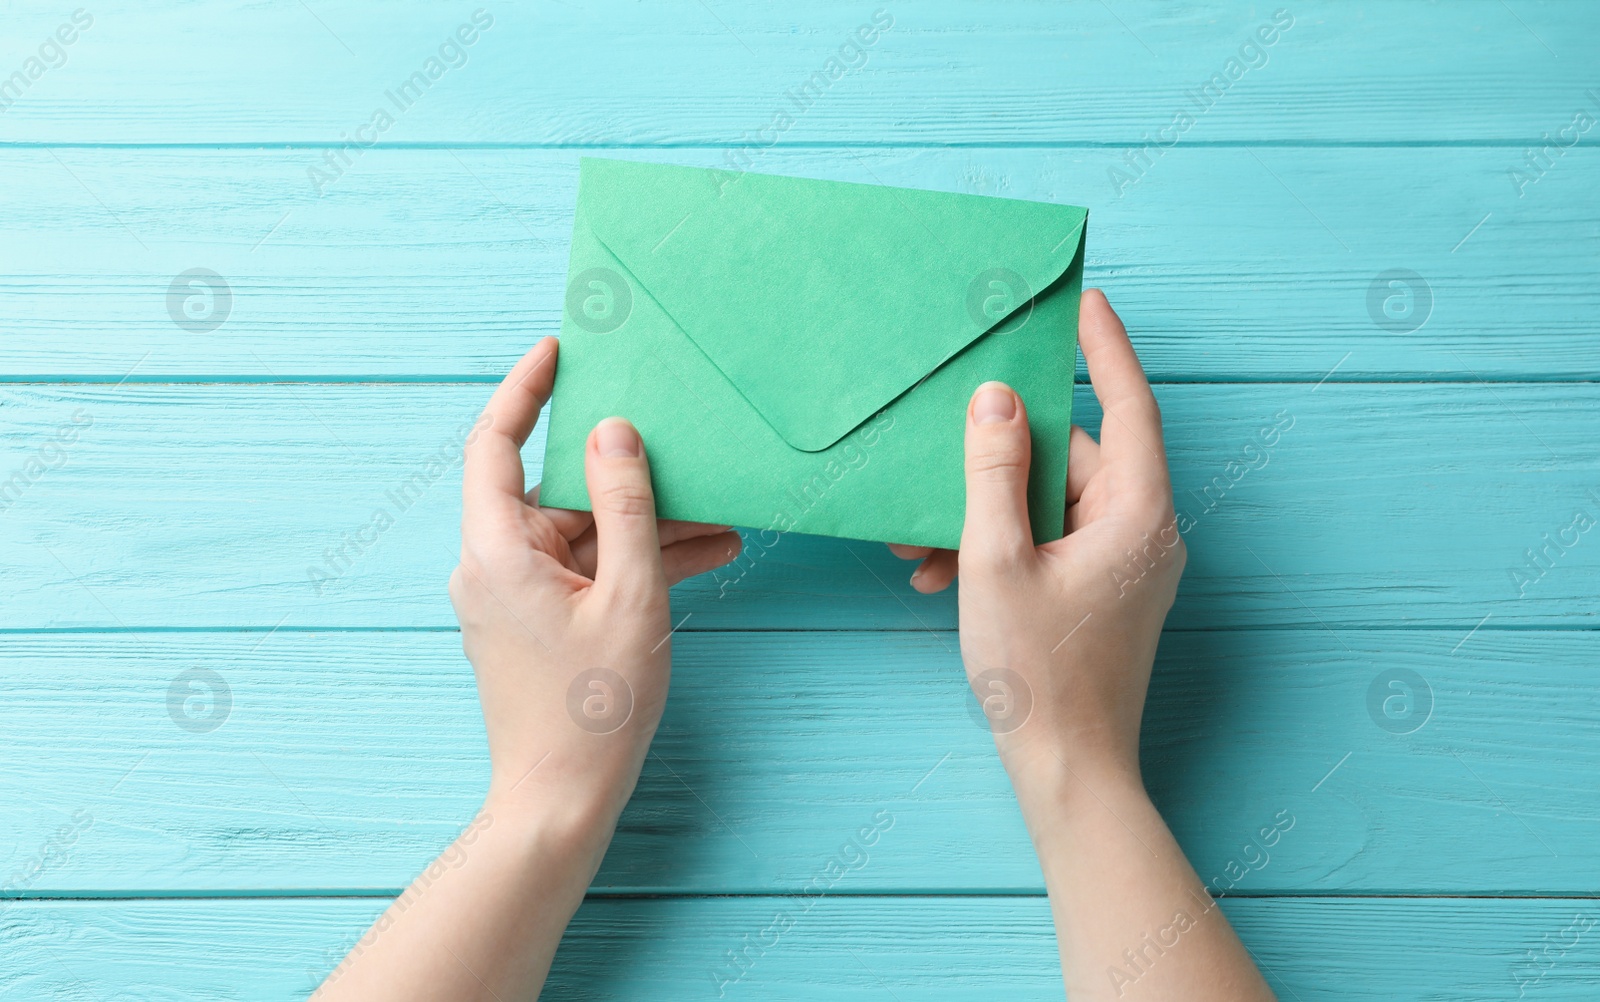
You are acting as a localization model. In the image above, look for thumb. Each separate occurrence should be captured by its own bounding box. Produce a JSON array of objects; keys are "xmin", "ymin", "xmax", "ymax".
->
[
  {"xmin": 585, "ymin": 417, "xmax": 666, "ymax": 597},
  {"xmin": 961, "ymin": 382, "xmax": 1037, "ymax": 566}
]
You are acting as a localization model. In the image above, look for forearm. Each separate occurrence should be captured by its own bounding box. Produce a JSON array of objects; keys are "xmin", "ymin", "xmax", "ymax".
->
[
  {"xmin": 1010, "ymin": 757, "xmax": 1273, "ymax": 1002},
  {"xmin": 313, "ymin": 789, "xmax": 620, "ymax": 1001}
]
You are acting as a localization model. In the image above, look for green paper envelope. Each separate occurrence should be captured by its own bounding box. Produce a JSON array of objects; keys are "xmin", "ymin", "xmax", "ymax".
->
[{"xmin": 540, "ymin": 157, "xmax": 1087, "ymax": 550}]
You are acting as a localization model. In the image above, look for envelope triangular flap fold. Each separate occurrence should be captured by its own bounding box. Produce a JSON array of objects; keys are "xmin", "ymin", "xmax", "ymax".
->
[{"xmin": 580, "ymin": 157, "xmax": 1087, "ymax": 452}]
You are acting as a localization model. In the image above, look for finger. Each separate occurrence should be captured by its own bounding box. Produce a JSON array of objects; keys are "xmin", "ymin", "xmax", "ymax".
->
[
  {"xmin": 657, "ymin": 519, "xmax": 734, "ymax": 547},
  {"xmin": 463, "ymin": 338, "xmax": 559, "ymax": 532},
  {"xmin": 527, "ymin": 485, "xmax": 594, "ymax": 540},
  {"xmin": 910, "ymin": 549, "xmax": 958, "ymax": 593},
  {"xmin": 535, "ymin": 478, "xmax": 720, "ymax": 549},
  {"xmin": 961, "ymin": 381, "xmax": 1037, "ymax": 567},
  {"xmin": 1078, "ymin": 290, "xmax": 1169, "ymax": 480},
  {"xmin": 1065, "ymin": 425, "xmax": 1102, "ymax": 504},
  {"xmin": 566, "ymin": 524, "xmax": 598, "ymax": 578},
  {"xmin": 585, "ymin": 417, "xmax": 666, "ymax": 597},
  {"xmin": 662, "ymin": 531, "xmax": 744, "ymax": 586},
  {"xmin": 888, "ymin": 543, "xmax": 934, "ymax": 561},
  {"xmin": 544, "ymin": 510, "xmax": 717, "ymax": 556},
  {"xmin": 1065, "ymin": 501, "xmax": 1086, "ymax": 534},
  {"xmin": 569, "ymin": 521, "xmax": 735, "ymax": 581},
  {"xmin": 571, "ymin": 520, "xmax": 728, "ymax": 568},
  {"xmin": 540, "ymin": 505, "xmax": 595, "ymax": 543}
]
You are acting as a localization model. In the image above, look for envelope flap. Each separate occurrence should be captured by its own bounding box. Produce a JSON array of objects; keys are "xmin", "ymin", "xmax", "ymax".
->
[{"xmin": 578, "ymin": 158, "xmax": 1087, "ymax": 452}]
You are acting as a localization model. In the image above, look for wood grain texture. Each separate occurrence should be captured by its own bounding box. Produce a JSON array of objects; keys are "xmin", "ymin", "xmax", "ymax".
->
[
  {"xmin": 1, "ymin": 1, "xmax": 1597, "ymax": 145},
  {"xmin": 4, "ymin": 896, "xmax": 1599, "ymax": 1000},
  {"xmin": 5, "ymin": 1, "xmax": 1598, "ymax": 996},
  {"xmin": 1, "ymin": 146, "xmax": 1595, "ymax": 380},
  {"xmin": 1, "ymin": 630, "xmax": 1593, "ymax": 895},
  {"xmin": 2, "ymin": 382, "xmax": 1594, "ymax": 630}
]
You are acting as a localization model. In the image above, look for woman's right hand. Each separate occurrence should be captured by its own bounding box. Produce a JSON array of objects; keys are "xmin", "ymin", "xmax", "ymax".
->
[
  {"xmin": 893, "ymin": 290, "xmax": 1272, "ymax": 1001},
  {"xmin": 894, "ymin": 289, "xmax": 1184, "ymax": 789}
]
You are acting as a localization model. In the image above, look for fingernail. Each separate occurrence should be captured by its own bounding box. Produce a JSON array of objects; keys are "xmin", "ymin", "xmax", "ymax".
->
[
  {"xmin": 973, "ymin": 382, "xmax": 1016, "ymax": 425},
  {"xmin": 595, "ymin": 418, "xmax": 640, "ymax": 458}
]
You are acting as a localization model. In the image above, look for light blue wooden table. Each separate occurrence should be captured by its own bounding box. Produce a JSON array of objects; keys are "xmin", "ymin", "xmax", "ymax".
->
[{"xmin": 2, "ymin": 2, "xmax": 1597, "ymax": 998}]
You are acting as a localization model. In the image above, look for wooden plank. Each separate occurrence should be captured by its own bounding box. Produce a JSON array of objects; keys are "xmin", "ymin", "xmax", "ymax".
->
[
  {"xmin": 2, "ymin": 630, "xmax": 1594, "ymax": 895},
  {"xmin": 1, "ymin": 382, "xmax": 1595, "ymax": 630},
  {"xmin": 2, "ymin": 146, "xmax": 1596, "ymax": 380},
  {"xmin": 3, "ymin": 896, "xmax": 1598, "ymax": 1000},
  {"xmin": 1, "ymin": 1, "xmax": 1596, "ymax": 145}
]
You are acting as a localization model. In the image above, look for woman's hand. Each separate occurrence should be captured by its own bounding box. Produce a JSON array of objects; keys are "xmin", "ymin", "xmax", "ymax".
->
[
  {"xmin": 314, "ymin": 337, "xmax": 741, "ymax": 1002},
  {"xmin": 452, "ymin": 335, "xmax": 741, "ymax": 825},
  {"xmin": 893, "ymin": 291, "xmax": 1272, "ymax": 1001},
  {"xmin": 892, "ymin": 289, "xmax": 1181, "ymax": 784}
]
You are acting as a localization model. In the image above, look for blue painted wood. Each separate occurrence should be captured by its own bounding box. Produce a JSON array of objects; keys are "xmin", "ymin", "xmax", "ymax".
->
[
  {"xmin": 4, "ymin": 897, "xmax": 1600, "ymax": 1001},
  {"xmin": 4, "ymin": 0, "xmax": 1598, "ymax": 997},
  {"xmin": 1, "ymin": 383, "xmax": 1594, "ymax": 630},
  {"xmin": 0, "ymin": 147, "xmax": 1594, "ymax": 380},
  {"xmin": 0, "ymin": 2, "xmax": 1596, "ymax": 145},
  {"xmin": 0, "ymin": 630, "xmax": 1593, "ymax": 896}
]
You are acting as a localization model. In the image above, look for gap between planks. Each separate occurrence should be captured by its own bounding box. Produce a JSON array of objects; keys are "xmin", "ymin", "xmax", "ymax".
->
[
  {"xmin": 0, "ymin": 140, "xmax": 1581, "ymax": 151},
  {"xmin": 8, "ymin": 892, "xmax": 1600, "ymax": 902}
]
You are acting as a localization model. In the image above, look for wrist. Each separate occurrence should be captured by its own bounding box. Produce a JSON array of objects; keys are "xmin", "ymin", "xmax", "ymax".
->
[
  {"xmin": 999, "ymin": 737, "xmax": 1147, "ymax": 824},
  {"xmin": 483, "ymin": 711, "xmax": 661, "ymax": 839},
  {"xmin": 482, "ymin": 766, "xmax": 633, "ymax": 864},
  {"xmin": 1014, "ymin": 762, "xmax": 1155, "ymax": 877}
]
